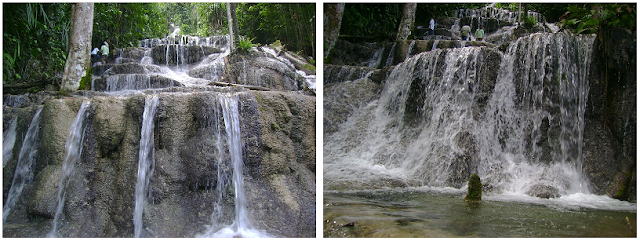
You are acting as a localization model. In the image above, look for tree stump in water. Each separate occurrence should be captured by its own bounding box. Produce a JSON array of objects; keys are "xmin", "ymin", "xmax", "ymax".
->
[{"xmin": 465, "ymin": 174, "xmax": 482, "ymax": 203}]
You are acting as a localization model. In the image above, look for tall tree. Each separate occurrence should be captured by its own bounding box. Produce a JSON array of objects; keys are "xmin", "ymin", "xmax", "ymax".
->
[
  {"xmin": 396, "ymin": 3, "xmax": 416, "ymax": 41},
  {"xmin": 61, "ymin": 3, "xmax": 93, "ymax": 91},
  {"xmin": 227, "ymin": 2, "xmax": 239, "ymax": 51},
  {"xmin": 323, "ymin": 3, "xmax": 345, "ymax": 60}
]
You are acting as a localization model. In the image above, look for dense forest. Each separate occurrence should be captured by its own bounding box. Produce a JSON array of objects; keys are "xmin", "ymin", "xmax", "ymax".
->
[
  {"xmin": 3, "ymin": 3, "xmax": 315, "ymax": 92},
  {"xmin": 328, "ymin": 3, "xmax": 635, "ymax": 47}
]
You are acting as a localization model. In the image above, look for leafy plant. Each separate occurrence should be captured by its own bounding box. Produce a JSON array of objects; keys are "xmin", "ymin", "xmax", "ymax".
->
[
  {"xmin": 236, "ymin": 37, "xmax": 258, "ymax": 52},
  {"xmin": 524, "ymin": 15, "xmax": 538, "ymax": 29},
  {"xmin": 561, "ymin": 4, "xmax": 636, "ymax": 34}
]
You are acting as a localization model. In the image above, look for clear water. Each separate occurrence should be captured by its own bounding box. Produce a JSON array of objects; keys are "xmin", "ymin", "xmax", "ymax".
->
[
  {"xmin": 197, "ymin": 94, "xmax": 271, "ymax": 238},
  {"xmin": 133, "ymin": 95, "xmax": 159, "ymax": 238},
  {"xmin": 2, "ymin": 116, "xmax": 18, "ymax": 168},
  {"xmin": 324, "ymin": 189, "xmax": 637, "ymax": 238},
  {"xmin": 48, "ymin": 100, "xmax": 91, "ymax": 237},
  {"xmin": 3, "ymin": 107, "xmax": 43, "ymax": 222}
]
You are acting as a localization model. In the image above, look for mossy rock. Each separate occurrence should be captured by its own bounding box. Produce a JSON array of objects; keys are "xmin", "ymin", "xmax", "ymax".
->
[{"xmin": 465, "ymin": 174, "xmax": 482, "ymax": 202}]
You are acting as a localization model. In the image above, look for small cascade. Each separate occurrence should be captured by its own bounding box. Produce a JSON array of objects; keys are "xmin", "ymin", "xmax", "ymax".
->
[
  {"xmin": 367, "ymin": 46, "xmax": 384, "ymax": 68},
  {"xmin": 48, "ymin": 100, "xmax": 91, "ymax": 238},
  {"xmin": 106, "ymin": 74, "xmax": 151, "ymax": 92},
  {"xmin": 405, "ymin": 40, "xmax": 416, "ymax": 60},
  {"xmin": 3, "ymin": 117, "xmax": 18, "ymax": 168},
  {"xmin": 198, "ymin": 94, "xmax": 270, "ymax": 238},
  {"xmin": 3, "ymin": 107, "xmax": 43, "ymax": 222},
  {"xmin": 133, "ymin": 95, "xmax": 160, "ymax": 238},
  {"xmin": 140, "ymin": 49, "xmax": 152, "ymax": 65},
  {"xmin": 384, "ymin": 42, "xmax": 397, "ymax": 67}
]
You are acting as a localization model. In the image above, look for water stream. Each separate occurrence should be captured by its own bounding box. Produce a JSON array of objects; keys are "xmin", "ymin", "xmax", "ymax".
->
[
  {"xmin": 2, "ymin": 116, "xmax": 18, "ymax": 168},
  {"xmin": 47, "ymin": 100, "xmax": 91, "ymax": 238},
  {"xmin": 133, "ymin": 95, "xmax": 160, "ymax": 238},
  {"xmin": 197, "ymin": 94, "xmax": 270, "ymax": 238},
  {"xmin": 3, "ymin": 107, "xmax": 43, "ymax": 222}
]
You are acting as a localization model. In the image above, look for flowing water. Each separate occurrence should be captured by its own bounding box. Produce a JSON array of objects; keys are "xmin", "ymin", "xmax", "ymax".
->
[
  {"xmin": 133, "ymin": 95, "xmax": 160, "ymax": 238},
  {"xmin": 324, "ymin": 32, "xmax": 636, "ymax": 236},
  {"xmin": 2, "ymin": 116, "xmax": 18, "ymax": 168},
  {"xmin": 197, "ymin": 94, "xmax": 270, "ymax": 238},
  {"xmin": 3, "ymin": 107, "xmax": 43, "ymax": 222},
  {"xmin": 47, "ymin": 100, "xmax": 91, "ymax": 238}
]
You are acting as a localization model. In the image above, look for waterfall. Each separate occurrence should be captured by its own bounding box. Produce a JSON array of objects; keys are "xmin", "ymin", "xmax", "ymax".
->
[
  {"xmin": 106, "ymin": 75, "xmax": 151, "ymax": 92},
  {"xmin": 405, "ymin": 40, "xmax": 416, "ymax": 60},
  {"xmin": 384, "ymin": 42, "xmax": 397, "ymax": 67},
  {"xmin": 48, "ymin": 100, "xmax": 91, "ymax": 238},
  {"xmin": 326, "ymin": 33, "xmax": 595, "ymax": 197},
  {"xmin": 3, "ymin": 107, "xmax": 43, "ymax": 222},
  {"xmin": 476, "ymin": 33, "xmax": 593, "ymax": 195},
  {"xmin": 133, "ymin": 95, "xmax": 159, "ymax": 238},
  {"xmin": 3, "ymin": 116, "xmax": 18, "ymax": 168},
  {"xmin": 198, "ymin": 94, "xmax": 269, "ymax": 238}
]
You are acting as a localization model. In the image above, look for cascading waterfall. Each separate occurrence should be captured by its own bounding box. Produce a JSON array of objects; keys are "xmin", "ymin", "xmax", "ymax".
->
[
  {"xmin": 326, "ymin": 32, "xmax": 596, "ymax": 198},
  {"xmin": 3, "ymin": 107, "xmax": 43, "ymax": 222},
  {"xmin": 198, "ymin": 94, "xmax": 270, "ymax": 238},
  {"xmin": 476, "ymin": 33, "xmax": 594, "ymax": 196},
  {"xmin": 3, "ymin": 116, "xmax": 18, "ymax": 168},
  {"xmin": 106, "ymin": 74, "xmax": 152, "ymax": 92},
  {"xmin": 133, "ymin": 95, "xmax": 160, "ymax": 238},
  {"xmin": 48, "ymin": 100, "xmax": 91, "ymax": 238}
]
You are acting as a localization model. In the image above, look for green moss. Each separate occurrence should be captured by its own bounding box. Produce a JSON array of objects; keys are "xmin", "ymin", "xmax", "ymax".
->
[
  {"xmin": 271, "ymin": 122, "xmax": 280, "ymax": 131},
  {"xmin": 615, "ymin": 184, "xmax": 627, "ymax": 198},
  {"xmin": 465, "ymin": 174, "xmax": 482, "ymax": 202},
  {"xmin": 78, "ymin": 65, "xmax": 92, "ymax": 90},
  {"xmin": 303, "ymin": 64, "xmax": 316, "ymax": 72}
]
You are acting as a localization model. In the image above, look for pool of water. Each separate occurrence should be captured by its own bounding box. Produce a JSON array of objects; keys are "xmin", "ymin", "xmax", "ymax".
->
[{"xmin": 324, "ymin": 188, "xmax": 637, "ymax": 237}]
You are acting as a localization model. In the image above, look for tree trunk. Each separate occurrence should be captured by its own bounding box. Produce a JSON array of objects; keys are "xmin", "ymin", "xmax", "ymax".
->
[
  {"xmin": 323, "ymin": 3, "xmax": 345, "ymax": 61},
  {"xmin": 61, "ymin": 3, "xmax": 94, "ymax": 92},
  {"xmin": 396, "ymin": 3, "xmax": 416, "ymax": 41},
  {"xmin": 227, "ymin": 2, "xmax": 239, "ymax": 51}
]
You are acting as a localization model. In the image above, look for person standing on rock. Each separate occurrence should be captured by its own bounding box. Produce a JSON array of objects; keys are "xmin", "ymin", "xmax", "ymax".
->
[
  {"xmin": 100, "ymin": 38, "xmax": 109, "ymax": 64},
  {"xmin": 429, "ymin": 18, "xmax": 436, "ymax": 35},
  {"xmin": 475, "ymin": 25, "xmax": 484, "ymax": 41},
  {"xmin": 461, "ymin": 25, "xmax": 471, "ymax": 41}
]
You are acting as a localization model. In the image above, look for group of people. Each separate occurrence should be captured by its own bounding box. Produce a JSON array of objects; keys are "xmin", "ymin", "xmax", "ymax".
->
[
  {"xmin": 429, "ymin": 18, "xmax": 484, "ymax": 41},
  {"xmin": 91, "ymin": 38, "xmax": 110, "ymax": 65}
]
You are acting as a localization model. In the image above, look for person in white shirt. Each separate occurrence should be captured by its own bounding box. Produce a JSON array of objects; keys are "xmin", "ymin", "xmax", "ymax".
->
[
  {"xmin": 91, "ymin": 47, "xmax": 100, "ymax": 65},
  {"xmin": 429, "ymin": 18, "xmax": 435, "ymax": 35}
]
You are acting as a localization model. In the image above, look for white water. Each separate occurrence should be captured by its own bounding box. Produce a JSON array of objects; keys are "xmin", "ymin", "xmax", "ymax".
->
[
  {"xmin": 197, "ymin": 94, "xmax": 270, "ymax": 238},
  {"xmin": 133, "ymin": 95, "xmax": 159, "ymax": 238},
  {"xmin": 48, "ymin": 100, "xmax": 91, "ymax": 238},
  {"xmin": 3, "ymin": 107, "xmax": 43, "ymax": 222},
  {"xmin": 2, "ymin": 116, "xmax": 18, "ymax": 168},
  {"xmin": 324, "ymin": 33, "xmax": 632, "ymax": 210}
]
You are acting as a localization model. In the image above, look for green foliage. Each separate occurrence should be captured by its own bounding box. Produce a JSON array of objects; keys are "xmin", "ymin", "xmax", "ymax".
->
[
  {"xmin": 560, "ymin": 4, "xmax": 636, "ymax": 34},
  {"xmin": 236, "ymin": 37, "xmax": 258, "ymax": 52},
  {"xmin": 237, "ymin": 3, "xmax": 315, "ymax": 58},
  {"xmin": 341, "ymin": 4, "xmax": 401, "ymax": 40},
  {"xmin": 93, "ymin": 3, "xmax": 168, "ymax": 50},
  {"xmin": 415, "ymin": 3, "xmax": 485, "ymax": 26},
  {"xmin": 524, "ymin": 15, "xmax": 538, "ymax": 29},
  {"xmin": 3, "ymin": 3, "xmax": 71, "ymax": 85}
]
